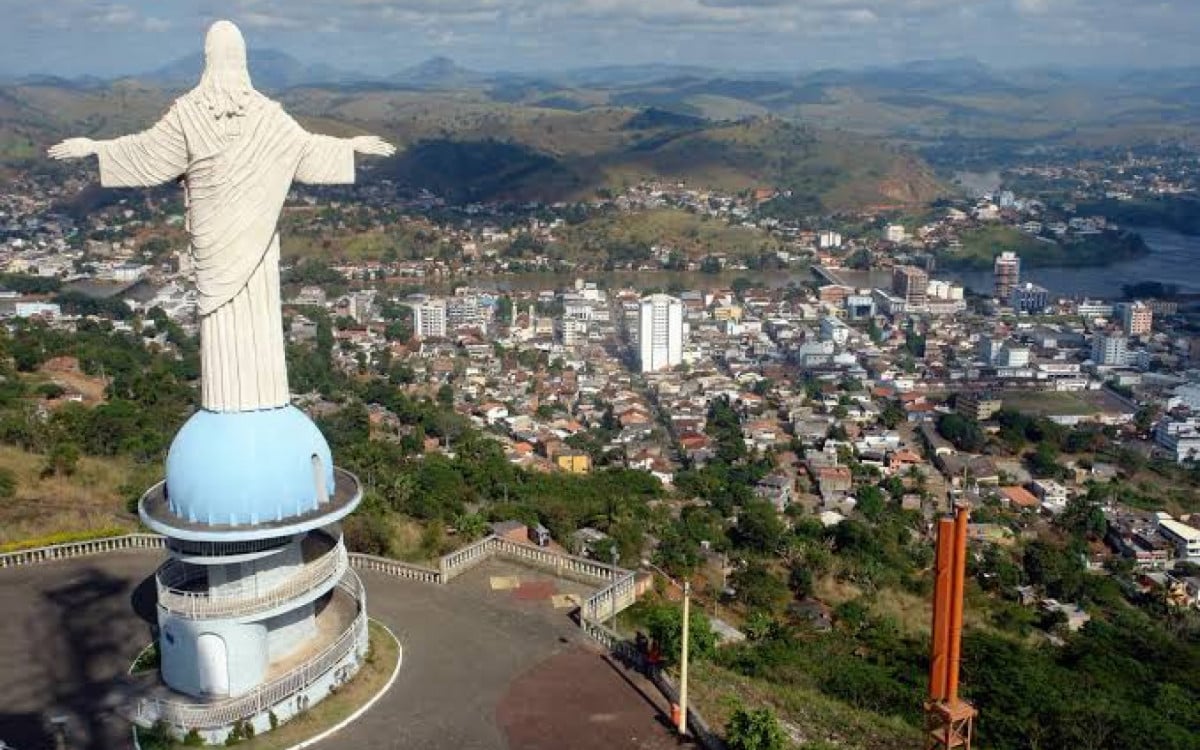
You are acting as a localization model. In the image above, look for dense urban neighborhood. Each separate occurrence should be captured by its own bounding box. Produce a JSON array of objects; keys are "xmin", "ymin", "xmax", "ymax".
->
[{"xmin": 4, "ymin": 143, "xmax": 1200, "ymax": 750}]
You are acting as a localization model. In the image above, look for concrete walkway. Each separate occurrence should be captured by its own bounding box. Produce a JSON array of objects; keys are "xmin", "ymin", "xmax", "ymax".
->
[{"xmin": 0, "ymin": 553, "xmax": 687, "ymax": 750}]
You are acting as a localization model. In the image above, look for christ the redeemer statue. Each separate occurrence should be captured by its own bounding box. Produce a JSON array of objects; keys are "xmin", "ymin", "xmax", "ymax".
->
[{"xmin": 49, "ymin": 20, "xmax": 394, "ymax": 413}]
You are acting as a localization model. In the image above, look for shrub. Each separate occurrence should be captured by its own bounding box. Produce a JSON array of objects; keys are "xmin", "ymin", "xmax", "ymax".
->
[
  {"xmin": 725, "ymin": 706, "xmax": 786, "ymax": 750},
  {"xmin": 0, "ymin": 467, "xmax": 16, "ymax": 501}
]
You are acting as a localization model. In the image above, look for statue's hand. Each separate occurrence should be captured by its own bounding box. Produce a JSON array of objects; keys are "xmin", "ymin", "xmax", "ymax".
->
[
  {"xmin": 350, "ymin": 135, "xmax": 396, "ymax": 158},
  {"xmin": 47, "ymin": 138, "xmax": 98, "ymax": 161}
]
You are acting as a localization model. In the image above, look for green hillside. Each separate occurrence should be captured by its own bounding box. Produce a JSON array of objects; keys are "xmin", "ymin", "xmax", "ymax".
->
[{"xmin": 1, "ymin": 83, "xmax": 944, "ymax": 211}]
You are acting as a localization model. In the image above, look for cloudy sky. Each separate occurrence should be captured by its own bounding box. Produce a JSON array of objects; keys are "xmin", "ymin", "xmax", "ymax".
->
[{"xmin": 2, "ymin": 0, "xmax": 1196, "ymax": 78}]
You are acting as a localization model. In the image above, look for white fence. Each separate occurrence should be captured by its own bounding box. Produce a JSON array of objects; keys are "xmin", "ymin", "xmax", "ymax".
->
[
  {"xmin": 0, "ymin": 532, "xmax": 637, "ymax": 618},
  {"xmin": 0, "ymin": 533, "xmax": 165, "ymax": 568},
  {"xmin": 351, "ymin": 553, "xmax": 440, "ymax": 584}
]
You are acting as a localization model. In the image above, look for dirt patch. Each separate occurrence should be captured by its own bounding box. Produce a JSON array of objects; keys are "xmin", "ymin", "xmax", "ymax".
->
[
  {"xmin": 513, "ymin": 579, "xmax": 557, "ymax": 601},
  {"xmin": 37, "ymin": 356, "xmax": 108, "ymax": 405},
  {"xmin": 497, "ymin": 648, "xmax": 693, "ymax": 750}
]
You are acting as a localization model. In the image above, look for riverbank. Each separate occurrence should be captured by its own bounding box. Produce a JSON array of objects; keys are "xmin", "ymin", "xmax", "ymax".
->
[
  {"xmin": 1077, "ymin": 196, "xmax": 1200, "ymax": 237},
  {"xmin": 934, "ymin": 226, "xmax": 1149, "ymax": 271},
  {"xmin": 945, "ymin": 227, "xmax": 1200, "ymax": 298}
]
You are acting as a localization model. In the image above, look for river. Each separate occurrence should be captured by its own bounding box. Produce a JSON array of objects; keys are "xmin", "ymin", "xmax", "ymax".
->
[{"xmin": 942, "ymin": 227, "xmax": 1200, "ymax": 298}]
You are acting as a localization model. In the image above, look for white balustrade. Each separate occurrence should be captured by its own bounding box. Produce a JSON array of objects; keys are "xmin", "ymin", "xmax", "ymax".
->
[
  {"xmin": 0, "ymin": 533, "xmax": 165, "ymax": 568},
  {"xmin": 349, "ymin": 553, "xmax": 441, "ymax": 584},
  {"xmin": 156, "ymin": 541, "xmax": 348, "ymax": 619}
]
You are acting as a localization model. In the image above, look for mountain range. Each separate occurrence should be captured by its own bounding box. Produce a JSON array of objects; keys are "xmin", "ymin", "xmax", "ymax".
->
[{"xmin": 3, "ymin": 50, "xmax": 1198, "ymax": 208}]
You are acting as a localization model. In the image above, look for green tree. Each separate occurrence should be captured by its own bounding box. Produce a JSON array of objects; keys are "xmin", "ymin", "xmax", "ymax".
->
[
  {"xmin": 1028, "ymin": 442, "xmax": 1067, "ymax": 480},
  {"xmin": 454, "ymin": 512, "xmax": 489, "ymax": 542},
  {"xmin": 725, "ymin": 706, "xmax": 786, "ymax": 750},
  {"xmin": 731, "ymin": 561, "xmax": 790, "ymax": 612},
  {"xmin": 857, "ymin": 484, "xmax": 886, "ymax": 521},
  {"xmin": 43, "ymin": 442, "xmax": 80, "ymax": 477},
  {"xmin": 788, "ymin": 565, "xmax": 813, "ymax": 598},
  {"xmin": 646, "ymin": 602, "xmax": 718, "ymax": 667},
  {"xmin": 730, "ymin": 500, "xmax": 784, "ymax": 555},
  {"xmin": 1058, "ymin": 493, "xmax": 1107, "ymax": 541},
  {"xmin": 936, "ymin": 413, "xmax": 986, "ymax": 452}
]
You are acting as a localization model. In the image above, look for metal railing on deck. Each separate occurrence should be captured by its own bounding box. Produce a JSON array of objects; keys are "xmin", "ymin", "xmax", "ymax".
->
[{"xmin": 132, "ymin": 570, "xmax": 368, "ymax": 730}]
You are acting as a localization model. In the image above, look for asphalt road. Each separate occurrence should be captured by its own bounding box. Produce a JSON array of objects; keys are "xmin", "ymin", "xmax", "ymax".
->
[{"xmin": 0, "ymin": 553, "xmax": 684, "ymax": 750}]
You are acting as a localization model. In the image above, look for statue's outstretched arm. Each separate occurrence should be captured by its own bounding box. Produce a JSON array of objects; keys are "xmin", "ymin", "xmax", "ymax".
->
[
  {"xmin": 291, "ymin": 110, "xmax": 395, "ymax": 185},
  {"xmin": 48, "ymin": 106, "xmax": 187, "ymax": 188},
  {"xmin": 346, "ymin": 135, "xmax": 396, "ymax": 157}
]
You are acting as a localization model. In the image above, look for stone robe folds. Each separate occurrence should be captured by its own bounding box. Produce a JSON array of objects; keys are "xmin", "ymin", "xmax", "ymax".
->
[{"xmin": 95, "ymin": 94, "xmax": 356, "ymax": 413}]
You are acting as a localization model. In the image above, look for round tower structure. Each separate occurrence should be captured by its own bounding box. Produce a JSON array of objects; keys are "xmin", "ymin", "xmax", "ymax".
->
[{"xmin": 136, "ymin": 405, "xmax": 366, "ymax": 735}]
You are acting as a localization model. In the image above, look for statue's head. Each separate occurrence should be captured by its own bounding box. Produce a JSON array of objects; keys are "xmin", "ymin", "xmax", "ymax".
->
[
  {"xmin": 205, "ymin": 20, "xmax": 247, "ymax": 76},
  {"xmin": 197, "ymin": 20, "xmax": 254, "ymax": 119}
]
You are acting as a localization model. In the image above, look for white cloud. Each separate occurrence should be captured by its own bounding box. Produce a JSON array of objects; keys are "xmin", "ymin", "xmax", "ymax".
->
[{"xmin": 4, "ymin": 0, "xmax": 1199, "ymax": 74}]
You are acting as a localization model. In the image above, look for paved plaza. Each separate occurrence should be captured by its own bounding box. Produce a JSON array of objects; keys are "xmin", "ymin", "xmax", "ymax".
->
[{"xmin": 0, "ymin": 552, "xmax": 688, "ymax": 750}]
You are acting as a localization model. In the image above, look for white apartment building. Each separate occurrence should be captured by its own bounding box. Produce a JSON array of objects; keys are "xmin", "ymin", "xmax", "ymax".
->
[
  {"xmin": 1155, "ymin": 418, "xmax": 1200, "ymax": 464},
  {"xmin": 1158, "ymin": 515, "xmax": 1200, "ymax": 563},
  {"xmin": 1092, "ymin": 332, "xmax": 1128, "ymax": 366},
  {"xmin": 819, "ymin": 316, "xmax": 851, "ymax": 346},
  {"xmin": 412, "ymin": 299, "xmax": 448, "ymax": 339},
  {"xmin": 817, "ymin": 230, "xmax": 842, "ymax": 249},
  {"xmin": 638, "ymin": 294, "xmax": 684, "ymax": 373}
]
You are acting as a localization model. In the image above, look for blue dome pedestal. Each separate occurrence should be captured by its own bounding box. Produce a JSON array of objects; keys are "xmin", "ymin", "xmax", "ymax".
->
[
  {"xmin": 166, "ymin": 406, "xmax": 335, "ymax": 527},
  {"xmin": 134, "ymin": 404, "xmax": 368, "ymax": 741}
]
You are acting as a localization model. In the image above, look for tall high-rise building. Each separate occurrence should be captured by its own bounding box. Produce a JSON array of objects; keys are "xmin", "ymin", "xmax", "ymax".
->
[
  {"xmin": 1119, "ymin": 301, "xmax": 1153, "ymax": 337},
  {"xmin": 638, "ymin": 294, "xmax": 684, "ymax": 373},
  {"xmin": 412, "ymin": 299, "xmax": 448, "ymax": 339},
  {"xmin": 892, "ymin": 266, "xmax": 929, "ymax": 308},
  {"xmin": 993, "ymin": 252, "xmax": 1021, "ymax": 300}
]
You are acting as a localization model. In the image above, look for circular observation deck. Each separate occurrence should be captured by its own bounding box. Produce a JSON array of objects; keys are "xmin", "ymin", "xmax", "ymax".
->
[
  {"xmin": 155, "ymin": 529, "xmax": 348, "ymax": 620},
  {"xmin": 139, "ymin": 467, "xmax": 362, "ymax": 543}
]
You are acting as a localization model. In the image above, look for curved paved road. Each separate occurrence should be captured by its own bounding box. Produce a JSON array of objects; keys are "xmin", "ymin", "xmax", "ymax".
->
[{"xmin": 0, "ymin": 552, "xmax": 684, "ymax": 750}]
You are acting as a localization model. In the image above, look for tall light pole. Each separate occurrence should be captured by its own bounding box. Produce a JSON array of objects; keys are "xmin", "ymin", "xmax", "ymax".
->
[
  {"xmin": 679, "ymin": 579, "xmax": 690, "ymax": 737},
  {"xmin": 610, "ymin": 546, "xmax": 620, "ymax": 631},
  {"xmin": 642, "ymin": 560, "xmax": 691, "ymax": 737}
]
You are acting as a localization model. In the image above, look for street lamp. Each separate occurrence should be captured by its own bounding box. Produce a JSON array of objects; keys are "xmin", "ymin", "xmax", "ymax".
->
[
  {"xmin": 610, "ymin": 546, "xmax": 621, "ymax": 631},
  {"xmin": 642, "ymin": 559, "xmax": 691, "ymax": 737}
]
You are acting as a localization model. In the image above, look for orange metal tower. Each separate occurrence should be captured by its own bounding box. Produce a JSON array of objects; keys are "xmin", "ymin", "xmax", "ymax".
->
[{"xmin": 924, "ymin": 503, "xmax": 977, "ymax": 749}]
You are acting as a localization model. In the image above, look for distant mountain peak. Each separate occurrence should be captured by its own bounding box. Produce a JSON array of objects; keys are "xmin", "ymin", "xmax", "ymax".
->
[
  {"xmin": 391, "ymin": 56, "xmax": 486, "ymax": 88},
  {"xmin": 136, "ymin": 48, "xmax": 362, "ymax": 90}
]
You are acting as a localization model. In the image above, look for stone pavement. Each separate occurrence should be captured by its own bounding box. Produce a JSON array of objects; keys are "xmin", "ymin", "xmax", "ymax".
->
[{"xmin": 0, "ymin": 553, "xmax": 689, "ymax": 750}]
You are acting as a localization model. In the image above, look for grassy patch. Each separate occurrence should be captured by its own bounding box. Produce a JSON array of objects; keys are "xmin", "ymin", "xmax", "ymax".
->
[
  {"xmin": 558, "ymin": 208, "xmax": 781, "ymax": 259},
  {"xmin": 939, "ymin": 226, "xmax": 1149, "ymax": 271},
  {"xmin": 689, "ymin": 660, "xmax": 921, "ymax": 750},
  {"xmin": 228, "ymin": 620, "xmax": 398, "ymax": 750},
  {"xmin": 998, "ymin": 390, "xmax": 1123, "ymax": 418},
  {"xmin": 0, "ymin": 445, "xmax": 138, "ymax": 545}
]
